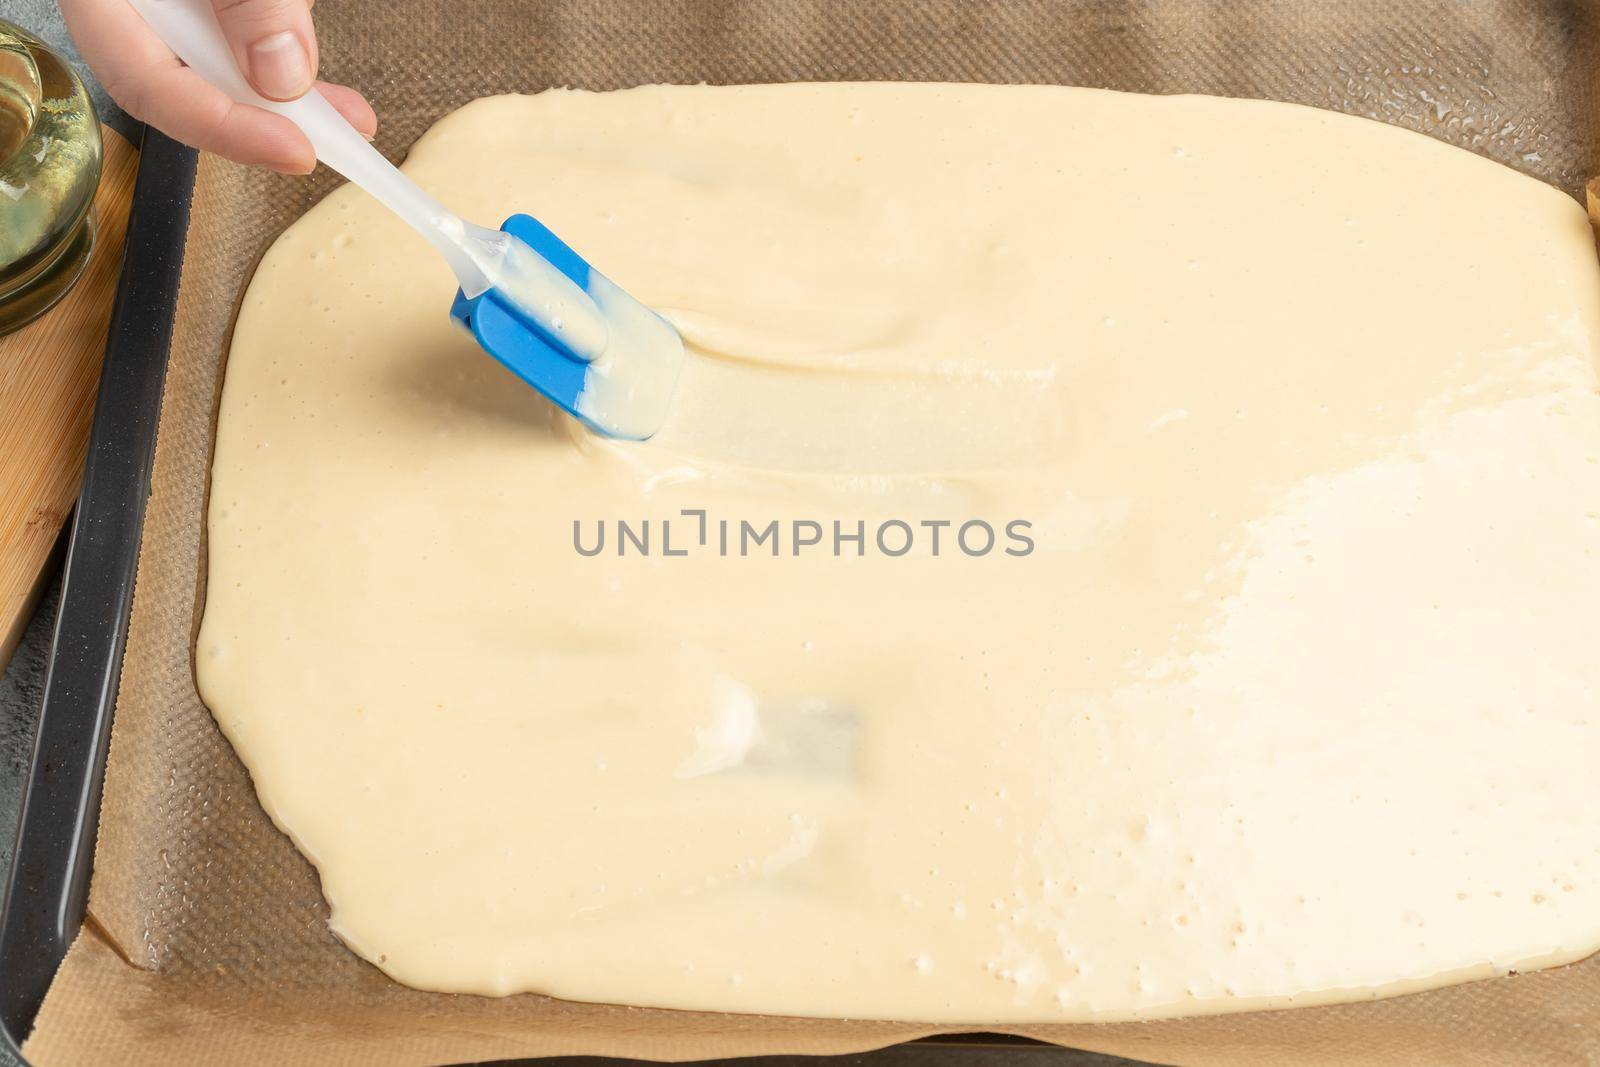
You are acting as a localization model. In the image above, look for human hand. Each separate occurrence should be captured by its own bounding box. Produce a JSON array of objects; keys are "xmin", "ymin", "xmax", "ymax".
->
[{"xmin": 58, "ymin": 0, "xmax": 377, "ymax": 173}]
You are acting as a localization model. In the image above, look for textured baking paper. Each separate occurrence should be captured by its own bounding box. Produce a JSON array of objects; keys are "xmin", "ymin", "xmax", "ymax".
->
[{"xmin": 23, "ymin": 1, "xmax": 1600, "ymax": 1063}]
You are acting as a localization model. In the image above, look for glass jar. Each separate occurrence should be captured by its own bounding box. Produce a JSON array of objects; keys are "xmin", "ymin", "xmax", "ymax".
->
[{"xmin": 0, "ymin": 19, "xmax": 103, "ymax": 336}]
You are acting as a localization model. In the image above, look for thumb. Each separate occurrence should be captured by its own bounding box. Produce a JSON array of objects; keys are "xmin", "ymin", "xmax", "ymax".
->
[{"xmin": 212, "ymin": 0, "xmax": 319, "ymax": 102}]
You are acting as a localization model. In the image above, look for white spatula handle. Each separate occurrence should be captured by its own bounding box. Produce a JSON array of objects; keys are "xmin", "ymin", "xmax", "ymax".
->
[{"xmin": 126, "ymin": 0, "xmax": 493, "ymax": 296}]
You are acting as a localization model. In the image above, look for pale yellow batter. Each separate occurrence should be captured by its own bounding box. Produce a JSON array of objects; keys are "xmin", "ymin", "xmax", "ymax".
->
[{"xmin": 200, "ymin": 84, "xmax": 1600, "ymax": 1023}]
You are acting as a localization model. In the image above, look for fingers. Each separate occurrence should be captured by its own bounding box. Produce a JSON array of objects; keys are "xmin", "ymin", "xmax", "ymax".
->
[
  {"xmin": 317, "ymin": 81, "xmax": 377, "ymax": 138},
  {"xmin": 118, "ymin": 72, "xmax": 374, "ymax": 172},
  {"xmin": 58, "ymin": 0, "xmax": 305, "ymax": 172},
  {"xmin": 138, "ymin": 62, "xmax": 319, "ymax": 172},
  {"xmin": 60, "ymin": 0, "xmax": 376, "ymax": 172},
  {"xmin": 211, "ymin": 0, "xmax": 318, "ymax": 101}
]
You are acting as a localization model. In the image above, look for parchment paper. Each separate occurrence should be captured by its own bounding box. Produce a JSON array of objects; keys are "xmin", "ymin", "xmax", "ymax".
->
[{"xmin": 23, "ymin": 2, "xmax": 1600, "ymax": 1064}]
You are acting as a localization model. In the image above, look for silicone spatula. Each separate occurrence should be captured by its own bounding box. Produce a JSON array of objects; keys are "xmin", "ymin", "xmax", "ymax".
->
[{"xmin": 127, "ymin": 0, "xmax": 685, "ymax": 440}]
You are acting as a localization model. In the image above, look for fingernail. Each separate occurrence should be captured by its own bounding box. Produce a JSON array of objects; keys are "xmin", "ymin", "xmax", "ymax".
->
[{"xmin": 248, "ymin": 31, "xmax": 313, "ymax": 100}]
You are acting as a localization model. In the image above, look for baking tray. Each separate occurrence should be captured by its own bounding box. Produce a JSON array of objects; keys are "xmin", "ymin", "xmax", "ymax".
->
[
  {"xmin": 0, "ymin": 126, "xmax": 194, "ymax": 1065},
  {"xmin": 0, "ymin": 126, "xmax": 1109, "ymax": 1067}
]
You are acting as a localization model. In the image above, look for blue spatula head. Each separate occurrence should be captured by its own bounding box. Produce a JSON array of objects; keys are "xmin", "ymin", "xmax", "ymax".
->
[{"xmin": 449, "ymin": 214, "xmax": 685, "ymax": 440}]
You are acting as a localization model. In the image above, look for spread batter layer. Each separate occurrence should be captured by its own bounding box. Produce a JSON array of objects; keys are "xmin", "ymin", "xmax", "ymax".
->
[{"xmin": 200, "ymin": 84, "xmax": 1600, "ymax": 1023}]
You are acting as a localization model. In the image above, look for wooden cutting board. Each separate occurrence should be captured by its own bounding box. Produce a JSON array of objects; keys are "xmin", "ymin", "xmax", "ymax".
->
[{"xmin": 0, "ymin": 126, "xmax": 139, "ymax": 671}]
